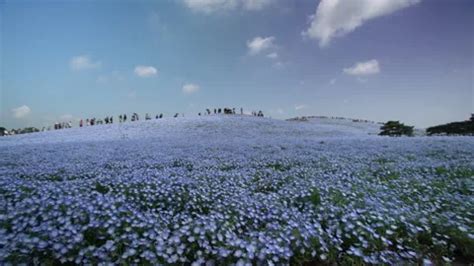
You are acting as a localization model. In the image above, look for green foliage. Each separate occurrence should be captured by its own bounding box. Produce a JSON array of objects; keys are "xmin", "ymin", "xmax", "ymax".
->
[
  {"xmin": 427, "ymin": 115, "xmax": 474, "ymax": 136},
  {"xmin": 266, "ymin": 162, "xmax": 291, "ymax": 172},
  {"xmin": 94, "ymin": 182, "xmax": 109, "ymax": 194},
  {"xmin": 83, "ymin": 227, "xmax": 107, "ymax": 246},
  {"xmin": 379, "ymin": 121, "xmax": 414, "ymax": 137},
  {"xmin": 309, "ymin": 188, "xmax": 321, "ymax": 206}
]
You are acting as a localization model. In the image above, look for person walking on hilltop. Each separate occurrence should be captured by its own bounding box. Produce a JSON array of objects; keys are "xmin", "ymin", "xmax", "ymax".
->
[{"xmin": 79, "ymin": 119, "xmax": 83, "ymax": 127}]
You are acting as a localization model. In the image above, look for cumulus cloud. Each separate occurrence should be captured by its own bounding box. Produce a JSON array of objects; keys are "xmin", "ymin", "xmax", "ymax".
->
[
  {"xmin": 247, "ymin": 36, "xmax": 275, "ymax": 55},
  {"xmin": 11, "ymin": 105, "xmax": 31, "ymax": 118},
  {"xmin": 184, "ymin": 0, "xmax": 272, "ymax": 13},
  {"xmin": 182, "ymin": 83, "xmax": 200, "ymax": 94},
  {"xmin": 134, "ymin": 65, "xmax": 158, "ymax": 77},
  {"xmin": 70, "ymin": 55, "xmax": 101, "ymax": 70},
  {"xmin": 343, "ymin": 59, "xmax": 380, "ymax": 76},
  {"xmin": 303, "ymin": 0, "xmax": 421, "ymax": 47}
]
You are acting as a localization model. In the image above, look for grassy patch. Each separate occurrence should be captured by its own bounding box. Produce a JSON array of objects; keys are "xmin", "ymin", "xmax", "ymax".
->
[{"xmin": 94, "ymin": 182, "xmax": 109, "ymax": 194}]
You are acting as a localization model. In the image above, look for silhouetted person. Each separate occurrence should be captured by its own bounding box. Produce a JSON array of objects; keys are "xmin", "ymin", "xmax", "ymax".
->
[{"xmin": 240, "ymin": 108, "xmax": 243, "ymax": 115}]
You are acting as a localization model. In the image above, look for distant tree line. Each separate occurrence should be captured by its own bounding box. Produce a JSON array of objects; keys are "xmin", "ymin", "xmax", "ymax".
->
[
  {"xmin": 379, "ymin": 114, "xmax": 474, "ymax": 137},
  {"xmin": 0, "ymin": 127, "xmax": 40, "ymax": 136},
  {"xmin": 426, "ymin": 114, "xmax": 474, "ymax": 136}
]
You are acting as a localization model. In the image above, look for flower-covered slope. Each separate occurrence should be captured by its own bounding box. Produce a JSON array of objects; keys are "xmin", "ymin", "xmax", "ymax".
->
[{"xmin": 0, "ymin": 116, "xmax": 473, "ymax": 265}]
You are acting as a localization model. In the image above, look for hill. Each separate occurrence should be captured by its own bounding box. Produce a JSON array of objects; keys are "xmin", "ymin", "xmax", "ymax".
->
[
  {"xmin": 0, "ymin": 115, "xmax": 382, "ymax": 147},
  {"xmin": 0, "ymin": 115, "xmax": 473, "ymax": 264}
]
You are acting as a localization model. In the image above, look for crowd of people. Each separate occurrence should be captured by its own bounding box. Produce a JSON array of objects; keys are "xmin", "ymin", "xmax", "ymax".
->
[
  {"xmin": 47, "ymin": 107, "xmax": 264, "ymax": 130},
  {"xmin": 2, "ymin": 107, "xmax": 266, "ymax": 136},
  {"xmin": 54, "ymin": 121, "xmax": 72, "ymax": 130}
]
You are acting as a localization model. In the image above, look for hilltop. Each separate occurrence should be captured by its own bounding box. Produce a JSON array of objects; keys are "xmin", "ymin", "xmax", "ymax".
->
[{"xmin": 0, "ymin": 115, "xmax": 384, "ymax": 147}]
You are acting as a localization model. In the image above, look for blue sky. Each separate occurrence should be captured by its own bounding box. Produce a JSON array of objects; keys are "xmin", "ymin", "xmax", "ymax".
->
[{"xmin": 1, "ymin": 0, "xmax": 472, "ymax": 129}]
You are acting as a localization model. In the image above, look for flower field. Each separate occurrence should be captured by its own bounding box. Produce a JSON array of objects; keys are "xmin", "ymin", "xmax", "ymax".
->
[{"xmin": 0, "ymin": 116, "xmax": 473, "ymax": 265}]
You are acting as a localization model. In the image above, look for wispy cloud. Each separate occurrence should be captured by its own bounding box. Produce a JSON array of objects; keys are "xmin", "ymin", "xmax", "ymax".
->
[
  {"xmin": 272, "ymin": 61, "xmax": 285, "ymax": 69},
  {"xmin": 11, "ymin": 105, "xmax": 31, "ymax": 118},
  {"xmin": 343, "ymin": 59, "xmax": 380, "ymax": 76},
  {"xmin": 303, "ymin": 0, "xmax": 421, "ymax": 47},
  {"xmin": 266, "ymin": 52, "xmax": 278, "ymax": 59},
  {"xmin": 183, "ymin": 0, "xmax": 272, "ymax": 14},
  {"xmin": 70, "ymin": 55, "xmax": 101, "ymax": 71},
  {"xmin": 182, "ymin": 83, "xmax": 200, "ymax": 94},
  {"xmin": 134, "ymin": 65, "xmax": 158, "ymax": 77},
  {"xmin": 247, "ymin": 36, "xmax": 275, "ymax": 55},
  {"xmin": 295, "ymin": 104, "xmax": 308, "ymax": 111}
]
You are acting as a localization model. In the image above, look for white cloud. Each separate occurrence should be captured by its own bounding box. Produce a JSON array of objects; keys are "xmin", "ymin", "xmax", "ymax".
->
[
  {"xmin": 134, "ymin": 65, "xmax": 158, "ymax": 77},
  {"xmin": 184, "ymin": 0, "xmax": 272, "ymax": 13},
  {"xmin": 11, "ymin": 105, "xmax": 31, "ymax": 118},
  {"xmin": 295, "ymin": 104, "xmax": 308, "ymax": 111},
  {"xmin": 343, "ymin": 59, "xmax": 380, "ymax": 76},
  {"xmin": 247, "ymin": 36, "xmax": 275, "ymax": 55},
  {"xmin": 266, "ymin": 52, "xmax": 278, "ymax": 59},
  {"xmin": 329, "ymin": 78, "xmax": 337, "ymax": 85},
  {"xmin": 70, "ymin": 55, "xmax": 101, "ymax": 70},
  {"xmin": 182, "ymin": 83, "xmax": 200, "ymax": 94},
  {"xmin": 303, "ymin": 0, "xmax": 421, "ymax": 47}
]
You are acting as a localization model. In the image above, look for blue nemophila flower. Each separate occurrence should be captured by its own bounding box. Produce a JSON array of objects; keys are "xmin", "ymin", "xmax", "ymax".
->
[{"xmin": 0, "ymin": 118, "xmax": 473, "ymax": 264}]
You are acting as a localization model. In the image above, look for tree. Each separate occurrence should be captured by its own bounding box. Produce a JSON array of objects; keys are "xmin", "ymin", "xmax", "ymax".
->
[
  {"xmin": 426, "ymin": 115, "xmax": 474, "ymax": 136},
  {"xmin": 379, "ymin": 121, "xmax": 414, "ymax": 137}
]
